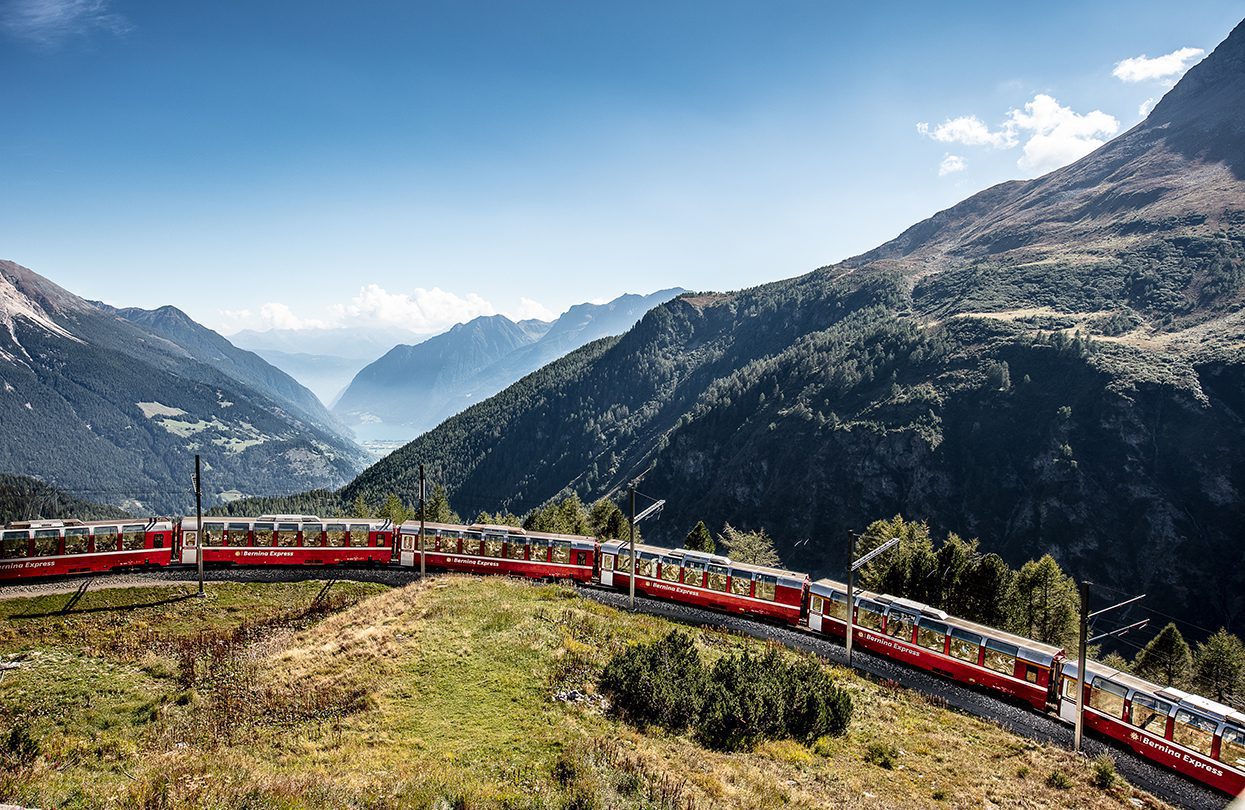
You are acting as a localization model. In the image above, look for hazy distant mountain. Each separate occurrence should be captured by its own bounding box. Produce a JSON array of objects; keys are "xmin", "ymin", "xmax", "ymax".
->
[
  {"xmin": 333, "ymin": 289, "xmax": 684, "ymax": 442},
  {"xmin": 230, "ymin": 326, "xmax": 404, "ymax": 360},
  {"xmin": 0, "ymin": 260, "xmax": 370, "ymax": 512},
  {"xmin": 96, "ymin": 302, "xmax": 350, "ymax": 440},
  {"xmin": 247, "ymin": 349, "xmax": 374, "ymax": 406},
  {"xmin": 346, "ymin": 20, "xmax": 1245, "ymax": 633}
]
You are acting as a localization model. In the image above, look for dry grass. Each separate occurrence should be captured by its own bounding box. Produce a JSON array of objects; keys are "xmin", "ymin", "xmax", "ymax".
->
[{"xmin": 1, "ymin": 576, "xmax": 1170, "ymax": 808}]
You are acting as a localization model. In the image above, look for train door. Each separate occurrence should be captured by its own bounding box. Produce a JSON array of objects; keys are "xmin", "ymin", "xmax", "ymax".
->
[{"xmin": 399, "ymin": 530, "xmax": 417, "ymax": 567}]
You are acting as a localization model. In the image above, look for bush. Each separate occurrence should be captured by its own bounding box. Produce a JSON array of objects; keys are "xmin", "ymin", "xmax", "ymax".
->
[
  {"xmin": 1092, "ymin": 754, "xmax": 1117, "ymax": 789},
  {"xmin": 1046, "ymin": 770, "xmax": 1073, "ymax": 789},
  {"xmin": 598, "ymin": 630, "xmax": 706, "ymax": 732},
  {"xmin": 864, "ymin": 740, "xmax": 900, "ymax": 769},
  {"xmin": 2, "ymin": 724, "xmax": 39, "ymax": 767}
]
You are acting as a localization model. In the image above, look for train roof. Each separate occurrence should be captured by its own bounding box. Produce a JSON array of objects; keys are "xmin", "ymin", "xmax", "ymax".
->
[
  {"xmin": 3, "ymin": 517, "xmax": 168, "ymax": 531},
  {"xmin": 1063, "ymin": 659, "xmax": 1245, "ymax": 726},
  {"xmin": 601, "ymin": 539, "xmax": 808, "ymax": 582},
  {"xmin": 810, "ymin": 576, "xmax": 1064, "ymax": 663}
]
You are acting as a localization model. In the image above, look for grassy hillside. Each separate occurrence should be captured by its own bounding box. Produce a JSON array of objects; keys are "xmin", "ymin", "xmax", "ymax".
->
[{"xmin": 0, "ymin": 576, "xmax": 1164, "ymax": 809}]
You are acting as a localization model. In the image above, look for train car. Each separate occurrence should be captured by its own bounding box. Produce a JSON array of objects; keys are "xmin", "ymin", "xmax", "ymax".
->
[
  {"xmin": 0, "ymin": 518, "xmax": 175, "ymax": 580},
  {"xmin": 179, "ymin": 515, "xmax": 394, "ymax": 566},
  {"xmin": 597, "ymin": 540, "xmax": 808, "ymax": 625},
  {"xmin": 1058, "ymin": 661, "xmax": 1245, "ymax": 796},
  {"xmin": 806, "ymin": 578, "xmax": 1063, "ymax": 711},
  {"xmin": 396, "ymin": 522, "xmax": 597, "ymax": 581}
]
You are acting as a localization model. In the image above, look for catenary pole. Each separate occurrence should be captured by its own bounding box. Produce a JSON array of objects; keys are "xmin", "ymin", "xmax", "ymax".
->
[
  {"xmin": 194, "ymin": 454, "xmax": 204, "ymax": 598},
  {"xmin": 419, "ymin": 464, "xmax": 426, "ymax": 579},
  {"xmin": 628, "ymin": 482, "xmax": 636, "ymax": 609},
  {"xmin": 1074, "ymin": 579, "xmax": 1089, "ymax": 753},
  {"xmin": 846, "ymin": 531, "xmax": 855, "ymax": 668}
]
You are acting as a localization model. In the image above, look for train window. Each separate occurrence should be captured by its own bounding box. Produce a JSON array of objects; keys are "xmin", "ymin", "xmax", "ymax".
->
[
  {"xmin": 97, "ymin": 528, "xmax": 120, "ymax": 552},
  {"xmin": 1128, "ymin": 693, "xmax": 1170, "ymax": 732},
  {"xmin": 707, "ymin": 564, "xmax": 730, "ymax": 592},
  {"xmin": 660, "ymin": 559, "xmax": 681, "ymax": 582},
  {"xmin": 887, "ymin": 609, "xmax": 916, "ymax": 642},
  {"xmin": 855, "ymin": 601, "xmax": 885, "ymax": 632},
  {"xmin": 252, "ymin": 523, "xmax": 274, "ymax": 547},
  {"xmin": 349, "ymin": 525, "xmax": 370, "ymax": 547},
  {"xmin": 65, "ymin": 528, "xmax": 90, "ymax": 554},
  {"xmin": 302, "ymin": 524, "xmax": 323, "ymax": 547},
  {"xmin": 460, "ymin": 535, "xmax": 481, "ymax": 555},
  {"xmin": 1220, "ymin": 725, "xmax": 1245, "ymax": 768},
  {"xmin": 276, "ymin": 523, "xmax": 298, "ymax": 547},
  {"xmin": 638, "ymin": 555, "xmax": 657, "ymax": 579},
  {"xmin": 326, "ymin": 524, "xmax": 348, "ymax": 547},
  {"xmin": 948, "ymin": 628, "xmax": 982, "ymax": 663},
  {"xmin": 825, "ymin": 593, "xmax": 849, "ymax": 621},
  {"xmin": 0, "ymin": 531, "xmax": 27, "ymax": 558},
  {"xmin": 755, "ymin": 575, "xmax": 778, "ymax": 601},
  {"xmin": 601, "ymin": 553, "xmax": 615, "ymax": 571},
  {"xmin": 33, "ymin": 529, "xmax": 60, "ymax": 556},
  {"xmin": 729, "ymin": 571, "xmax": 752, "ymax": 596},
  {"xmin": 483, "ymin": 536, "xmax": 504, "ymax": 557},
  {"xmin": 983, "ymin": 639, "xmax": 1020, "ymax": 676},
  {"xmin": 121, "ymin": 525, "xmax": 146, "ymax": 551},
  {"xmin": 529, "ymin": 539, "xmax": 550, "ymax": 563},
  {"xmin": 203, "ymin": 523, "xmax": 223, "ymax": 546},
  {"xmin": 916, "ymin": 619, "xmax": 948, "ymax": 652},
  {"xmin": 551, "ymin": 541, "xmax": 571, "ymax": 564},
  {"xmin": 1088, "ymin": 677, "xmax": 1127, "ymax": 718},
  {"xmin": 683, "ymin": 560, "xmax": 707, "ymax": 587},
  {"xmin": 1023, "ymin": 664, "xmax": 1041, "ymax": 684},
  {"xmin": 811, "ymin": 595, "xmax": 824, "ymax": 614},
  {"xmin": 227, "ymin": 523, "xmax": 251, "ymax": 545},
  {"xmin": 507, "ymin": 539, "xmax": 526, "ymax": 560},
  {"xmin": 1173, "ymin": 709, "xmax": 1217, "ymax": 755}
]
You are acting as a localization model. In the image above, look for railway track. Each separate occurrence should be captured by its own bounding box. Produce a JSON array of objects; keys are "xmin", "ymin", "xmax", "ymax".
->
[{"xmin": 0, "ymin": 566, "xmax": 1230, "ymax": 809}]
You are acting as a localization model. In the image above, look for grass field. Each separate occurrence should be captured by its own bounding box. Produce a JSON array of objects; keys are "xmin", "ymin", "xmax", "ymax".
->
[{"xmin": 0, "ymin": 576, "xmax": 1167, "ymax": 809}]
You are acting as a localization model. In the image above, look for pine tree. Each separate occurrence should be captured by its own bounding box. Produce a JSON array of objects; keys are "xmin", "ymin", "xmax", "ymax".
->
[
  {"xmin": 958, "ymin": 553, "xmax": 1013, "ymax": 627},
  {"xmin": 588, "ymin": 498, "xmax": 631, "ymax": 540},
  {"xmin": 1193, "ymin": 629, "xmax": 1245, "ymax": 704},
  {"xmin": 419, "ymin": 484, "xmax": 459, "ymax": 524},
  {"xmin": 351, "ymin": 493, "xmax": 372, "ymax": 519},
  {"xmin": 934, "ymin": 533, "xmax": 978, "ymax": 614},
  {"xmin": 378, "ymin": 493, "xmax": 411, "ymax": 524},
  {"xmin": 1133, "ymin": 623, "xmax": 1193, "ymax": 687},
  {"xmin": 685, "ymin": 521, "xmax": 715, "ymax": 554},
  {"xmin": 1009, "ymin": 555, "xmax": 1079, "ymax": 648}
]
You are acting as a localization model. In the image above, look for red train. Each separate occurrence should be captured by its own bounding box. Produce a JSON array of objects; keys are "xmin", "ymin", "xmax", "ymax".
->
[{"xmin": 2, "ymin": 514, "xmax": 1242, "ymax": 796}]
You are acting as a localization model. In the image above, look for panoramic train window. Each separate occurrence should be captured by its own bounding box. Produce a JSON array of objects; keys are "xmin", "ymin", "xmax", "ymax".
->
[
  {"xmin": 326, "ymin": 524, "xmax": 348, "ymax": 547},
  {"xmin": 0, "ymin": 531, "xmax": 27, "ymax": 558},
  {"xmin": 855, "ymin": 601, "xmax": 885, "ymax": 631},
  {"xmin": 729, "ymin": 571, "xmax": 751, "ymax": 596},
  {"xmin": 98, "ymin": 528, "xmax": 121, "ymax": 551},
  {"xmin": 983, "ymin": 639, "xmax": 1020, "ymax": 676},
  {"xmin": 1129, "ymin": 693, "xmax": 1171, "ymax": 731},
  {"xmin": 638, "ymin": 554, "xmax": 657, "ymax": 579},
  {"xmin": 65, "ymin": 527, "xmax": 90, "ymax": 554},
  {"xmin": 1088, "ymin": 677, "xmax": 1127, "ymax": 718},
  {"xmin": 887, "ymin": 609, "xmax": 916, "ymax": 641},
  {"xmin": 825, "ymin": 593, "xmax": 848, "ymax": 621},
  {"xmin": 660, "ymin": 558, "xmax": 681, "ymax": 582},
  {"xmin": 203, "ymin": 523, "xmax": 223, "ymax": 546},
  {"xmin": 276, "ymin": 523, "xmax": 298, "ymax": 547},
  {"xmin": 529, "ymin": 539, "xmax": 550, "ymax": 563},
  {"xmin": 1173, "ymin": 709, "xmax": 1217, "ymax": 755},
  {"xmin": 302, "ymin": 524, "xmax": 323, "ymax": 546},
  {"xmin": 121, "ymin": 525, "xmax": 146, "ymax": 551},
  {"xmin": 682, "ymin": 560, "xmax": 707, "ymax": 587},
  {"xmin": 252, "ymin": 523, "xmax": 274, "ymax": 546},
  {"xmin": 1220, "ymin": 725, "xmax": 1245, "ymax": 768},
  {"xmin": 33, "ymin": 529, "xmax": 59, "ymax": 556},
  {"xmin": 948, "ymin": 628, "xmax": 982, "ymax": 663},
  {"xmin": 483, "ymin": 536, "xmax": 504, "ymax": 557},
  {"xmin": 916, "ymin": 619, "xmax": 948, "ymax": 652},
  {"xmin": 349, "ymin": 525, "xmax": 370, "ymax": 547},
  {"xmin": 227, "ymin": 523, "xmax": 250, "ymax": 545},
  {"xmin": 755, "ymin": 575, "xmax": 778, "ymax": 601},
  {"xmin": 551, "ymin": 541, "xmax": 570, "ymax": 564},
  {"xmin": 707, "ymin": 564, "xmax": 729, "ymax": 592},
  {"xmin": 507, "ymin": 539, "xmax": 526, "ymax": 560}
]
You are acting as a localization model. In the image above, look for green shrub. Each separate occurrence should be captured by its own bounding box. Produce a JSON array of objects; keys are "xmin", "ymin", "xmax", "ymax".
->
[
  {"xmin": 1046, "ymin": 770, "xmax": 1073, "ymax": 789},
  {"xmin": 1092, "ymin": 754, "xmax": 1117, "ymax": 789},
  {"xmin": 1, "ymin": 724, "xmax": 39, "ymax": 767},
  {"xmin": 598, "ymin": 630, "xmax": 706, "ymax": 731},
  {"xmin": 864, "ymin": 741, "xmax": 900, "ymax": 769}
]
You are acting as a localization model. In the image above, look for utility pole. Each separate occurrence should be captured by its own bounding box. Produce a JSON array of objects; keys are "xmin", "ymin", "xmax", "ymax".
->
[
  {"xmin": 419, "ymin": 464, "xmax": 426, "ymax": 579},
  {"xmin": 846, "ymin": 531, "xmax": 855, "ymax": 668},
  {"xmin": 1074, "ymin": 582, "xmax": 1146, "ymax": 754},
  {"xmin": 194, "ymin": 454, "xmax": 204, "ymax": 598},
  {"xmin": 628, "ymin": 482, "xmax": 636, "ymax": 609}
]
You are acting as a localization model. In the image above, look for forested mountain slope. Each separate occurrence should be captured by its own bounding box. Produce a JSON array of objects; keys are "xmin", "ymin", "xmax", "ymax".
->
[
  {"xmin": 345, "ymin": 20, "xmax": 1245, "ymax": 632},
  {"xmin": 0, "ymin": 261, "xmax": 369, "ymax": 513}
]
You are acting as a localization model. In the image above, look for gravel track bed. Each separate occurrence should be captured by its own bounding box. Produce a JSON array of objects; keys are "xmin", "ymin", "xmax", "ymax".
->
[{"xmin": 0, "ymin": 569, "xmax": 1228, "ymax": 808}]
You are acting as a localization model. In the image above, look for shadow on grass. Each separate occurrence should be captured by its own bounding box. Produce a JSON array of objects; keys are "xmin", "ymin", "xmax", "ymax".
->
[{"xmin": 9, "ymin": 586, "xmax": 199, "ymax": 620}]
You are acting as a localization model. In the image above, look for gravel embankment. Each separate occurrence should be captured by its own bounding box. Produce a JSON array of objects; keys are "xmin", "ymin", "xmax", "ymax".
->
[{"xmin": 0, "ymin": 568, "xmax": 1229, "ymax": 809}]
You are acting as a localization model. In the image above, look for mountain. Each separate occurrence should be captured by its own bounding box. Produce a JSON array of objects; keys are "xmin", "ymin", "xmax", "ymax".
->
[
  {"xmin": 0, "ymin": 473, "xmax": 132, "ymax": 523},
  {"xmin": 332, "ymin": 289, "xmax": 685, "ymax": 442},
  {"xmin": 96, "ymin": 303, "xmax": 351, "ymax": 440},
  {"xmin": 345, "ymin": 20, "xmax": 1245, "ymax": 634},
  {"xmin": 244, "ymin": 349, "xmax": 375, "ymax": 407},
  {"xmin": 0, "ymin": 260, "xmax": 370, "ymax": 512},
  {"xmin": 230, "ymin": 326, "xmax": 402, "ymax": 360}
]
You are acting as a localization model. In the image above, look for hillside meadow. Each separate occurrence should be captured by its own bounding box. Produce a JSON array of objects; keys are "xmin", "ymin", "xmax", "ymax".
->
[{"xmin": 0, "ymin": 576, "xmax": 1166, "ymax": 809}]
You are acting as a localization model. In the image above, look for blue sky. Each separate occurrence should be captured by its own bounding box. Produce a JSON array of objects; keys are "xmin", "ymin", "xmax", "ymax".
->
[{"xmin": 2, "ymin": 1, "xmax": 1241, "ymax": 336}]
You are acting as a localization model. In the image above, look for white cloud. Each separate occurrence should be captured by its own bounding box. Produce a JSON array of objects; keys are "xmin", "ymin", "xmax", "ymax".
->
[
  {"xmin": 917, "ymin": 116, "xmax": 1016, "ymax": 148},
  {"xmin": 505, "ymin": 296, "xmax": 556, "ymax": 322},
  {"xmin": 1, "ymin": 0, "xmax": 129, "ymax": 45},
  {"xmin": 1112, "ymin": 47, "xmax": 1204, "ymax": 83},
  {"xmin": 331, "ymin": 284, "xmax": 496, "ymax": 332},
  {"xmin": 1138, "ymin": 97, "xmax": 1159, "ymax": 119},
  {"xmin": 918, "ymin": 93, "xmax": 1118, "ymax": 177},
  {"xmin": 937, "ymin": 154, "xmax": 966, "ymax": 176}
]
